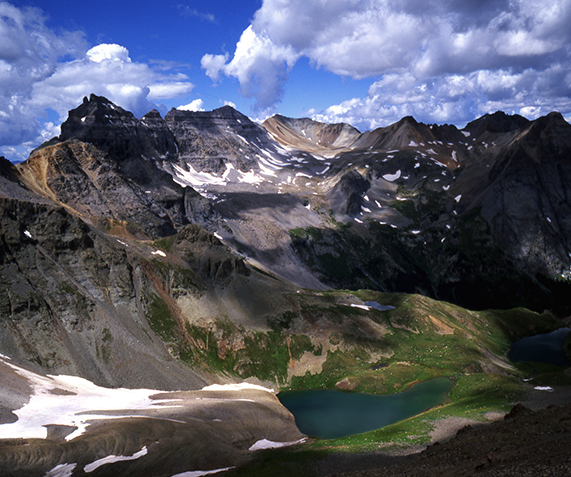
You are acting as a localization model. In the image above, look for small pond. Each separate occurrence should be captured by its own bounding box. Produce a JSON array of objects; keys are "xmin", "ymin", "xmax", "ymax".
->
[
  {"xmin": 364, "ymin": 301, "xmax": 395, "ymax": 311},
  {"xmin": 509, "ymin": 327, "xmax": 571, "ymax": 367},
  {"xmin": 278, "ymin": 377, "xmax": 454, "ymax": 439}
]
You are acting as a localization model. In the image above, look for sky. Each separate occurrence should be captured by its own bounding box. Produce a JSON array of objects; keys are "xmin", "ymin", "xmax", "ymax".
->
[{"xmin": 1, "ymin": 0, "xmax": 571, "ymax": 161}]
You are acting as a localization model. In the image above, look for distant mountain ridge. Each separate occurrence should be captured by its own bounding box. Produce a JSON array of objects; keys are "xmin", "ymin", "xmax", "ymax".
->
[
  {"xmin": 3, "ymin": 94, "xmax": 571, "ymax": 315},
  {"xmin": 2, "ymin": 94, "xmax": 571, "ymax": 476}
]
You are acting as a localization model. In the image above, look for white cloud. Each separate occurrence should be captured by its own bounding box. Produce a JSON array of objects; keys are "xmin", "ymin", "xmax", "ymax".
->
[
  {"xmin": 202, "ymin": 25, "xmax": 300, "ymax": 111},
  {"xmin": 313, "ymin": 65, "xmax": 571, "ymax": 130},
  {"xmin": 32, "ymin": 43, "xmax": 195, "ymax": 120},
  {"xmin": 0, "ymin": 2, "xmax": 86, "ymax": 147},
  {"xmin": 201, "ymin": 53, "xmax": 229, "ymax": 81},
  {"xmin": 85, "ymin": 44, "xmax": 130, "ymax": 63},
  {"xmin": 204, "ymin": 0, "xmax": 571, "ymax": 125},
  {"xmin": 0, "ymin": 5, "xmax": 195, "ymax": 160},
  {"xmin": 177, "ymin": 99, "xmax": 204, "ymax": 111}
]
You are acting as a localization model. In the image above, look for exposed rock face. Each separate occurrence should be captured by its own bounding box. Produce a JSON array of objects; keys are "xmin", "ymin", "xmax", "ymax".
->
[
  {"xmin": 263, "ymin": 115, "xmax": 361, "ymax": 154},
  {"xmin": 466, "ymin": 112, "xmax": 571, "ymax": 276},
  {"xmin": 165, "ymin": 105, "xmax": 276, "ymax": 174},
  {"xmin": 0, "ymin": 196, "xmax": 208, "ymax": 389},
  {"xmin": 18, "ymin": 139, "xmax": 189, "ymax": 238},
  {"xmin": 6, "ymin": 95, "xmax": 571, "ymax": 316},
  {"xmin": 58, "ymin": 94, "xmax": 178, "ymax": 161}
]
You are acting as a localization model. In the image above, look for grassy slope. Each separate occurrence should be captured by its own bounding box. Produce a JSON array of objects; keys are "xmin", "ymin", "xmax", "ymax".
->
[{"xmin": 143, "ymin": 230, "xmax": 570, "ymax": 475}]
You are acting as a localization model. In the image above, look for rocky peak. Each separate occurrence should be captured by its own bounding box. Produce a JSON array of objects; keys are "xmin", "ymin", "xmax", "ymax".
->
[
  {"xmin": 0, "ymin": 156, "xmax": 18, "ymax": 181},
  {"xmin": 164, "ymin": 105, "xmax": 270, "ymax": 174},
  {"xmin": 464, "ymin": 111, "xmax": 529, "ymax": 135},
  {"xmin": 164, "ymin": 105, "xmax": 254, "ymax": 130},
  {"xmin": 263, "ymin": 115, "xmax": 361, "ymax": 149},
  {"xmin": 55, "ymin": 95, "xmax": 178, "ymax": 163},
  {"xmin": 510, "ymin": 111, "xmax": 571, "ymax": 163},
  {"xmin": 59, "ymin": 94, "xmax": 138, "ymax": 141}
]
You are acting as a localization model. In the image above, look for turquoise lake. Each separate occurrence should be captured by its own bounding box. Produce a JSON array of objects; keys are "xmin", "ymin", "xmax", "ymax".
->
[{"xmin": 278, "ymin": 377, "xmax": 454, "ymax": 439}]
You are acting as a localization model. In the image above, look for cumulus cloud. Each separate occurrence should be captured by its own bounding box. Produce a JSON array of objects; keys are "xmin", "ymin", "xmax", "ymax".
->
[
  {"xmin": 0, "ymin": 1, "xmax": 86, "ymax": 148},
  {"xmin": 202, "ymin": 25, "xmax": 299, "ymax": 112},
  {"xmin": 203, "ymin": 0, "xmax": 571, "ymax": 126},
  {"xmin": 0, "ymin": 3, "xmax": 195, "ymax": 161},
  {"xmin": 33, "ymin": 43, "xmax": 195, "ymax": 119},
  {"xmin": 177, "ymin": 99, "xmax": 205, "ymax": 111}
]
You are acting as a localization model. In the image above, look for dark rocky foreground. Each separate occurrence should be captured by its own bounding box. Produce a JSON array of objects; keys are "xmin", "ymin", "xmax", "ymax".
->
[{"xmin": 330, "ymin": 403, "xmax": 571, "ymax": 476}]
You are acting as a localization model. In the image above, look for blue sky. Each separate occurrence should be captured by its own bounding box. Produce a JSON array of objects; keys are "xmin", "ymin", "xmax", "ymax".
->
[{"xmin": 1, "ymin": 0, "xmax": 571, "ymax": 161}]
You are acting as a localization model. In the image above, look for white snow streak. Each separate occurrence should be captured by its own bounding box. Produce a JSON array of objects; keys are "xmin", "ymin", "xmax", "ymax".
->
[
  {"xmin": 84, "ymin": 447, "xmax": 148, "ymax": 473},
  {"xmin": 382, "ymin": 170, "xmax": 401, "ymax": 182},
  {"xmin": 171, "ymin": 468, "xmax": 235, "ymax": 477},
  {"xmin": 249, "ymin": 438, "xmax": 306, "ymax": 451}
]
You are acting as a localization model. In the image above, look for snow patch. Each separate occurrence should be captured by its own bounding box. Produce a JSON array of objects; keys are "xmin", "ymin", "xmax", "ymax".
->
[
  {"xmin": 171, "ymin": 468, "xmax": 235, "ymax": 477},
  {"xmin": 361, "ymin": 207, "xmax": 371, "ymax": 213},
  {"xmin": 408, "ymin": 140, "xmax": 418, "ymax": 147},
  {"xmin": 249, "ymin": 438, "xmax": 306, "ymax": 451},
  {"xmin": 24, "ymin": 230, "xmax": 32, "ymax": 238},
  {"xmin": 451, "ymin": 151, "xmax": 458, "ymax": 162},
  {"xmin": 454, "ymin": 194, "xmax": 462, "ymax": 203},
  {"xmin": 201, "ymin": 383, "xmax": 275, "ymax": 394},
  {"xmin": 173, "ymin": 162, "xmax": 264, "ymax": 189},
  {"xmin": 152, "ymin": 250, "xmax": 166, "ymax": 257},
  {"xmin": 534, "ymin": 386, "xmax": 553, "ymax": 392},
  {"xmin": 85, "ymin": 447, "xmax": 148, "ymax": 473},
  {"xmin": 382, "ymin": 170, "xmax": 401, "ymax": 182},
  {"xmin": 45, "ymin": 463, "xmax": 77, "ymax": 477},
  {"xmin": 350, "ymin": 304, "xmax": 370, "ymax": 311},
  {"xmin": 462, "ymin": 131, "xmax": 470, "ymax": 137},
  {"xmin": 354, "ymin": 218, "xmax": 363, "ymax": 224},
  {"xmin": 0, "ymin": 360, "xmax": 182, "ymax": 440}
]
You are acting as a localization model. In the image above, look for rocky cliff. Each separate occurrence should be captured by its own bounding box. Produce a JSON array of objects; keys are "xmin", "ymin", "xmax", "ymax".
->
[
  {"xmin": 1, "ymin": 95, "xmax": 571, "ymax": 475},
  {"xmin": 8, "ymin": 94, "xmax": 571, "ymax": 314}
]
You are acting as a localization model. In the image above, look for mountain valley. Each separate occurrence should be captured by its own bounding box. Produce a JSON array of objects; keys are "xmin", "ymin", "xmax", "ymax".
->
[{"xmin": 1, "ymin": 95, "xmax": 571, "ymax": 476}]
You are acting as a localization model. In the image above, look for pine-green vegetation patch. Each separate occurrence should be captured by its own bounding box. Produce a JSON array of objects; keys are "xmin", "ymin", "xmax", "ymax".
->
[
  {"xmin": 146, "ymin": 292, "xmax": 179, "ymax": 341},
  {"xmin": 153, "ymin": 234, "xmax": 177, "ymax": 253},
  {"xmin": 139, "ymin": 284, "xmax": 570, "ymax": 472},
  {"xmin": 182, "ymin": 320, "xmax": 315, "ymax": 384}
]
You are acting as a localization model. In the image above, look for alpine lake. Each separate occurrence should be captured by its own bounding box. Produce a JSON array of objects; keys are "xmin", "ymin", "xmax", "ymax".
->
[
  {"xmin": 279, "ymin": 309, "xmax": 570, "ymax": 440},
  {"xmin": 278, "ymin": 377, "xmax": 454, "ymax": 439}
]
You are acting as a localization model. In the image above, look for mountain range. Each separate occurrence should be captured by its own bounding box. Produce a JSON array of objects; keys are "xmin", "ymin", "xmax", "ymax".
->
[{"xmin": 1, "ymin": 94, "xmax": 570, "ymax": 476}]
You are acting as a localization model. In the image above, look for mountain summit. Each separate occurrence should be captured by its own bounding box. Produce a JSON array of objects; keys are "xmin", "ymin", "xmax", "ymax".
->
[
  {"xmin": 1, "ymin": 95, "xmax": 571, "ymax": 476},
  {"xmin": 7, "ymin": 94, "xmax": 571, "ymax": 313}
]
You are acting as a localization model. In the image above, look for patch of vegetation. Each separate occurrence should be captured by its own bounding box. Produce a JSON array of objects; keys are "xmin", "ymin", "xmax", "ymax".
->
[
  {"xmin": 56, "ymin": 281, "xmax": 79, "ymax": 295},
  {"xmin": 182, "ymin": 320, "xmax": 316, "ymax": 384},
  {"xmin": 99, "ymin": 327, "xmax": 114, "ymax": 363},
  {"xmin": 146, "ymin": 292, "xmax": 179, "ymax": 341},
  {"xmin": 153, "ymin": 234, "xmax": 177, "ymax": 253},
  {"xmin": 267, "ymin": 311, "xmax": 298, "ymax": 331}
]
